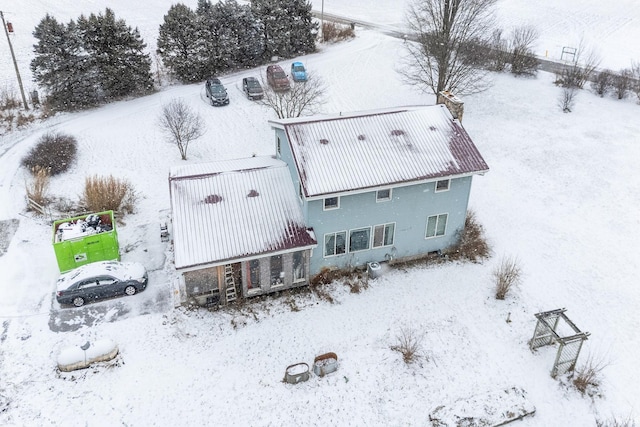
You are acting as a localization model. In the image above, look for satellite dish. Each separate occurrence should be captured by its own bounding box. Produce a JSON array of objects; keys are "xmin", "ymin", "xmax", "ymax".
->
[{"xmin": 80, "ymin": 341, "xmax": 90, "ymax": 351}]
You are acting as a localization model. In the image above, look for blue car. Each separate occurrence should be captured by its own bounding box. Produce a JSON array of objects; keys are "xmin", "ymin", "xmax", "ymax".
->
[{"xmin": 291, "ymin": 62, "xmax": 308, "ymax": 82}]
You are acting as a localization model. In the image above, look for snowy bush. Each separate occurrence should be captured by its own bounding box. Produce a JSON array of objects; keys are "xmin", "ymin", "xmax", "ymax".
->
[
  {"xmin": 591, "ymin": 70, "xmax": 614, "ymax": 97},
  {"xmin": 321, "ymin": 22, "xmax": 355, "ymax": 42},
  {"xmin": 450, "ymin": 210, "xmax": 490, "ymax": 262},
  {"xmin": 573, "ymin": 353, "xmax": 609, "ymax": 395},
  {"xmin": 559, "ymin": 86, "xmax": 578, "ymax": 113},
  {"xmin": 25, "ymin": 166, "xmax": 50, "ymax": 209},
  {"xmin": 612, "ymin": 69, "xmax": 633, "ymax": 100},
  {"xmin": 21, "ymin": 132, "xmax": 77, "ymax": 176},
  {"xmin": 596, "ymin": 416, "xmax": 637, "ymax": 427},
  {"xmin": 391, "ymin": 327, "xmax": 423, "ymax": 364},
  {"xmin": 493, "ymin": 255, "xmax": 521, "ymax": 300},
  {"xmin": 81, "ymin": 175, "xmax": 137, "ymax": 215}
]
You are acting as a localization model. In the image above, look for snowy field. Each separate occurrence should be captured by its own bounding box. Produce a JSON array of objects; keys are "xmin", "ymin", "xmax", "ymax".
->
[
  {"xmin": 1, "ymin": 0, "xmax": 640, "ymax": 92},
  {"xmin": 1, "ymin": 1, "xmax": 640, "ymax": 426}
]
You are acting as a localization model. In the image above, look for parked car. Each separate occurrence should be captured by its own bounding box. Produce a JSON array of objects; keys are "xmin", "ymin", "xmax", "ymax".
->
[
  {"xmin": 56, "ymin": 261, "xmax": 148, "ymax": 307},
  {"xmin": 205, "ymin": 77, "xmax": 230, "ymax": 106},
  {"xmin": 291, "ymin": 62, "xmax": 308, "ymax": 82},
  {"xmin": 266, "ymin": 65, "xmax": 290, "ymax": 91},
  {"xmin": 242, "ymin": 77, "xmax": 264, "ymax": 100}
]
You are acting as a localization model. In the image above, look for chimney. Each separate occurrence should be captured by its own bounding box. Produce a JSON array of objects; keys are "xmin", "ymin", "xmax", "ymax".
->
[{"xmin": 437, "ymin": 91, "xmax": 464, "ymax": 123}]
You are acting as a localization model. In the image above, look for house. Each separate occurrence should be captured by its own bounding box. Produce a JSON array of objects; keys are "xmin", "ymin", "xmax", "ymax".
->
[
  {"xmin": 169, "ymin": 104, "xmax": 488, "ymax": 306},
  {"xmin": 169, "ymin": 157, "xmax": 317, "ymax": 306}
]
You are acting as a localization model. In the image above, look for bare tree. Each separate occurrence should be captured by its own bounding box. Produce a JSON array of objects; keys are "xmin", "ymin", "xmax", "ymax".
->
[
  {"xmin": 559, "ymin": 37, "xmax": 601, "ymax": 89},
  {"xmin": 258, "ymin": 75, "xmax": 326, "ymax": 119},
  {"xmin": 559, "ymin": 86, "xmax": 577, "ymax": 113},
  {"xmin": 612, "ymin": 69, "xmax": 633, "ymax": 100},
  {"xmin": 631, "ymin": 61, "xmax": 640, "ymax": 102},
  {"xmin": 509, "ymin": 26, "xmax": 540, "ymax": 76},
  {"xmin": 486, "ymin": 29, "xmax": 509, "ymax": 72},
  {"xmin": 402, "ymin": 0, "xmax": 498, "ymax": 98},
  {"xmin": 158, "ymin": 99, "xmax": 205, "ymax": 160}
]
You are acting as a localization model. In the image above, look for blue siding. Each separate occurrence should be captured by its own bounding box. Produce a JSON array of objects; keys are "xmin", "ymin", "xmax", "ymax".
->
[{"xmin": 306, "ymin": 177, "xmax": 472, "ymax": 274}]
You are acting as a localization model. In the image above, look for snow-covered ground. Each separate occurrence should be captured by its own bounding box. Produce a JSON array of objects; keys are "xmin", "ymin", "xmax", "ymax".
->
[{"xmin": 1, "ymin": 2, "xmax": 640, "ymax": 426}]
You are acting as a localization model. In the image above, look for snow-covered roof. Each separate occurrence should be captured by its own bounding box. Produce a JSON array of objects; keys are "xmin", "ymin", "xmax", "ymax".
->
[
  {"xmin": 270, "ymin": 105, "xmax": 489, "ymax": 198},
  {"xmin": 169, "ymin": 156, "xmax": 317, "ymax": 270}
]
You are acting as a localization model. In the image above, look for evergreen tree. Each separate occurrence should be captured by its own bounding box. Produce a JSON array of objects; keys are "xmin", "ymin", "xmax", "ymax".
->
[
  {"xmin": 31, "ymin": 15, "xmax": 98, "ymax": 110},
  {"xmin": 225, "ymin": 1, "xmax": 264, "ymax": 67},
  {"xmin": 157, "ymin": 4, "xmax": 203, "ymax": 82},
  {"xmin": 251, "ymin": 0, "xmax": 316, "ymax": 59},
  {"xmin": 78, "ymin": 8, "xmax": 153, "ymax": 100}
]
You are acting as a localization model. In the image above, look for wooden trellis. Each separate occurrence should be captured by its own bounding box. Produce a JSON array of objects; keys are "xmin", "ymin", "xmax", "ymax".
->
[{"xmin": 529, "ymin": 308, "xmax": 590, "ymax": 377}]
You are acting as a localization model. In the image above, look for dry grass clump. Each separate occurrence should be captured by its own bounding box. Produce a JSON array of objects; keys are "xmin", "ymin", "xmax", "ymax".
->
[
  {"xmin": 81, "ymin": 175, "xmax": 137, "ymax": 214},
  {"xmin": 451, "ymin": 210, "xmax": 490, "ymax": 262},
  {"xmin": 346, "ymin": 271, "xmax": 369, "ymax": 294},
  {"xmin": 322, "ymin": 22, "xmax": 355, "ymax": 42},
  {"xmin": 25, "ymin": 166, "xmax": 50, "ymax": 209},
  {"xmin": 390, "ymin": 327, "xmax": 423, "ymax": 364},
  {"xmin": 493, "ymin": 255, "xmax": 521, "ymax": 300},
  {"xmin": 21, "ymin": 132, "xmax": 77, "ymax": 176},
  {"xmin": 573, "ymin": 353, "xmax": 609, "ymax": 395},
  {"xmin": 596, "ymin": 416, "xmax": 637, "ymax": 427}
]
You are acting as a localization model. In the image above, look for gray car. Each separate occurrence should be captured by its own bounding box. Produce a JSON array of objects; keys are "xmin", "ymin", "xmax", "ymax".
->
[
  {"xmin": 205, "ymin": 77, "xmax": 230, "ymax": 106},
  {"xmin": 242, "ymin": 77, "xmax": 264, "ymax": 100},
  {"xmin": 56, "ymin": 261, "xmax": 148, "ymax": 307}
]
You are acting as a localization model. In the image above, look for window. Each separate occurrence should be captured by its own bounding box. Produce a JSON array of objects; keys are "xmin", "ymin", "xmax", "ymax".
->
[
  {"xmin": 324, "ymin": 232, "xmax": 346, "ymax": 257},
  {"xmin": 248, "ymin": 259, "xmax": 260, "ymax": 290},
  {"xmin": 277, "ymin": 136, "xmax": 281, "ymax": 155},
  {"xmin": 426, "ymin": 214, "xmax": 448, "ymax": 238},
  {"xmin": 435, "ymin": 179, "xmax": 450, "ymax": 192},
  {"xmin": 323, "ymin": 196, "xmax": 339, "ymax": 210},
  {"xmin": 349, "ymin": 227, "xmax": 371, "ymax": 252},
  {"xmin": 270, "ymin": 255, "xmax": 283, "ymax": 286},
  {"xmin": 376, "ymin": 189, "xmax": 391, "ymax": 202},
  {"xmin": 293, "ymin": 251, "xmax": 305, "ymax": 282},
  {"xmin": 373, "ymin": 223, "xmax": 395, "ymax": 247}
]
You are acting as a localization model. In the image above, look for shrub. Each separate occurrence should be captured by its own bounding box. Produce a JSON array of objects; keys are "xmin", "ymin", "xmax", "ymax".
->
[
  {"xmin": 321, "ymin": 22, "xmax": 355, "ymax": 42},
  {"xmin": 391, "ymin": 327, "xmax": 422, "ymax": 364},
  {"xmin": 451, "ymin": 210, "xmax": 490, "ymax": 262},
  {"xmin": 596, "ymin": 416, "xmax": 637, "ymax": 427},
  {"xmin": 591, "ymin": 70, "xmax": 614, "ymax": 97},
  {"xmin": 612, "ymin": 69, "xmax": 633, "ymax": 100},
  {"xmin": 573, "ymin": 353, "xmax": 609, "ymax": 395},
  {"xmin": 559, "ymin": 86, "xmax": 578, "ymax": 113},
  {"xmin": 345, "ymin": 271, "xmax": 369, "ymax": 294},
  {"xmin": 81, "ymin": 175, "xmax": 137, "ymax": 214},
  {"xmin": 16, "ymin": 112, "xmax": 36, "ymax": 128},
  {"xmin": 21, "ymin": 132, "xmax": 77, "ymax": 176},
  {"xmin": 493, "ymin": 255, "xmax": 521, "ymax": 300},
  {"xmin": 25, "ymin": 166, "xmax": 50, "ymax": 209}
]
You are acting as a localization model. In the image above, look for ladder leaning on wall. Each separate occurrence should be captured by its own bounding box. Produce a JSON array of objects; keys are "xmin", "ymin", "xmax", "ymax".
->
[{"xmin": 224, "ymin": 264, "xmax": 237, "ymax": 303}]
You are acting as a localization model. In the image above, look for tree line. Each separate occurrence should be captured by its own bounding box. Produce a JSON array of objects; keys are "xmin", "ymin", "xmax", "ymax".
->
[{"xmin": 30, "ymin": 0, "xmax": 317, "ymax": 111}]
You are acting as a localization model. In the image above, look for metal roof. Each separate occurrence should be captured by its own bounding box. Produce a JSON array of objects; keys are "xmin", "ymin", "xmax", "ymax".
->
[
  {"xmin": 274, "ymin": 105, "xmax": 489, "ymax": 197},
  {"xmin": 169, "ymin": 157, "xmax": 317, "ymax": 270}
]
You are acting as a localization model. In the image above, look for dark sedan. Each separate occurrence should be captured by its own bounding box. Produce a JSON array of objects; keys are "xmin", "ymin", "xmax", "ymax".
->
[{"xmin": 56, "ymin": 261, "xmax": 148, "ymax": 307}]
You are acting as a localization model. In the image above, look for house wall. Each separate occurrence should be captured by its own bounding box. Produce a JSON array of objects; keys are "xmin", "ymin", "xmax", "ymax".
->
[
  {"xmin": 306, "ymin": 177, "xmax": 472, "ymax": 275},
  {"xmin": 183, "ymin": 267, "xmax": 221, "ymax": 306},
  {"xmin": 239, "ymin": 250, "xmax": 311, "ymax": 297},
  {"xmin": 275, "ymin": 128, "xmax": 308, "ymax": 217}
]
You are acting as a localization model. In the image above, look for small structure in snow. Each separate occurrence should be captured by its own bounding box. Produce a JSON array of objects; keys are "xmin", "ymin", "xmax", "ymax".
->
[
  {"xmin": 57, "ymin": 339, "xmax": 119, "ymax": 372},
  {"xmin": 529, "ymin": 308, "xmax": 590, "ymax": 377},
  {"xmin": 313, "ymin": 352, "xmax": 338, "ymax": 377},
  {"xmin": 428, "ymin": 387, "xmax": 535, "ymax": 426},
  {"xmin": 284, "ymin": 362, "xmax": 310, "ymax": 384}
]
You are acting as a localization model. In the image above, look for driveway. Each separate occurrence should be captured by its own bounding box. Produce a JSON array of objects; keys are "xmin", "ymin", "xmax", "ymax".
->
[{"xmin": 48, "ymin": 269, "xmax": 173, "ymax": 332}]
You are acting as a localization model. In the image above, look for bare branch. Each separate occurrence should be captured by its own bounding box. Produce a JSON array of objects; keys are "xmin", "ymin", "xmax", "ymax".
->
[
  {"xmin": 157, "ymin": 98, "xmax": 205, "ymax": 160},
  {"xmin": 258, "ymin": 74, "xmax": 327, "ymax": 119}
]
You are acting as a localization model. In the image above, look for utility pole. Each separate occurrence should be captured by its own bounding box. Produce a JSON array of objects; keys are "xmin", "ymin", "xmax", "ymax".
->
[{"xmin": 1, "ymin": 11, "xmax": 29, "ymax": 110}]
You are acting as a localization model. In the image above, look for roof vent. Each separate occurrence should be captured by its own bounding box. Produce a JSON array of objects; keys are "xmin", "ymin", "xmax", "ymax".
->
[
  {"xmin": 357, "ymin": 134, "xmax": 366, "ymax": 141},
  {"xmin": 429, "ymin": 125, "xmax": 437, "ymax": 131},
  {"xmin": 391, "ymin": 129, "xmax": 405, "ymax": 136},
  {"xmin": 204, "ymin": 194, "xmax": 223, "ymax": 204},
  {"xmin": 319, "ymin": 138, "xmax": 329, "ymax": 145},
  {"xmin": 247, "ymin": 189, "xmax": 260, "ymax": 197}
]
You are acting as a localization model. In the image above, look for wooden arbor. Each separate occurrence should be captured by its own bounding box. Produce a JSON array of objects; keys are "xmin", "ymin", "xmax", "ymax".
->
[{"xmin": 529, "ymin": 308, "xmax": 590, "ymax": 377}]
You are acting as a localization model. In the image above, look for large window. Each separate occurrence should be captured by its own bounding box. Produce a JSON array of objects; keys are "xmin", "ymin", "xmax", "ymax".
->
[
  {"xmin": 373, "ymin": 223, "xmax": 395, "ymax": 247},
  {"xmin": 349, "ymin": 227, "xmax": 371, "ymax": 252},
  {"xmin": 293, "ymin": 251, "xmax": 305, "ymax": 282},
  {"xmin": 376, "ymin": 189, "xmax": 391, "ymax": 202},
  {"xmin": 324, "ymin": 232, "xmax": 346, "ymax": 257},
  {"xmin": 426, "ymin": 213, "xmax": 448, "ymax": 238},
  {"xmin": 323, "ymin": 196, "xmax": 339, "ymax": 210}
]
